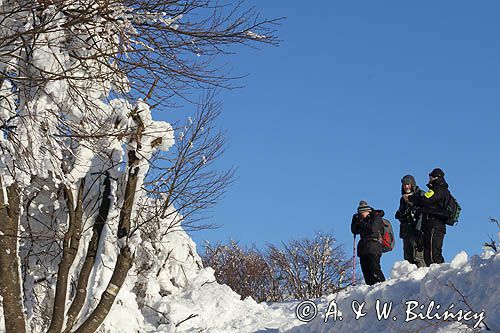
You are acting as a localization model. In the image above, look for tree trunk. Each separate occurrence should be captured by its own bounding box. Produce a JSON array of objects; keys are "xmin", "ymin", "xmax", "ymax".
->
[
  {"xmin": 0, "ymin": 179, "xmax": 26, "ymax": 333},
  {"xmin": 73, "ymin": 149, "xmax": 141, "ymax": 332},
  {"xmin": 73, "ymin": 246, "xmax": 133, "ymax": 333},
  {"xmin": 48, "ymin": 180, "xmax": 85, "ymax": 333},
  {"xmin": 64, "ymin": 175, "xmax": 111, "ymax": 333},
  {"xmin": 67, "ymin": 92, "xmax": 149, "ymax": 332}
]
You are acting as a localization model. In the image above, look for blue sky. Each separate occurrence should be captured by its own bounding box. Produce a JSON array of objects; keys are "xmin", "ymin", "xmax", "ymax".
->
[{"xmin": 184, "ymin": 1, "xmax": 500, "ymax": 276}]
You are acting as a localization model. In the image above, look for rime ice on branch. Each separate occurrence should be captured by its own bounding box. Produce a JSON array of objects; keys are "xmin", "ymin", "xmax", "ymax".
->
[{"xmin": 0, "ymin": 1, "xmax": 278, "ymax": 332}]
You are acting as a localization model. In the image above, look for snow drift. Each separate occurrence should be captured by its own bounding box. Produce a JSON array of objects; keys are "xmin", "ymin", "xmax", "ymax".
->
[
  {"xmin": 1, "ymin": 210, "xmax": 498, "ymax": 332},
  {"xmin": 84, "ymin": 232, "xmax": 500, "ymax": 332},
  {"xmin": 105, "ymin": 236, "xmax": 500, "ymax": 333}
]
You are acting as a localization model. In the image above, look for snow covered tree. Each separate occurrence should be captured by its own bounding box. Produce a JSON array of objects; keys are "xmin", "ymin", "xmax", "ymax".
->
[{"xmin": 0, "ymin": 0, "xmax": 278, "ymax": 332}]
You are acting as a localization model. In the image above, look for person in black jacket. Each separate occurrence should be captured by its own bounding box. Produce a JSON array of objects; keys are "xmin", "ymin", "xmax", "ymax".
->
[
  {"xmin": 404, "ymin": 168, "xmax": 449, "ymax": 266},
  {"xmin": 395, "ymin": 175, "xmax": 426, "ymax": 268},
  {"xmin": 351, "ymin": 201, "xmax": 386, "ymax": 285}
]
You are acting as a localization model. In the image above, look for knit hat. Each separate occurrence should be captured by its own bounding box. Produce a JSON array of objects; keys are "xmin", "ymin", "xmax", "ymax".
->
[
  {"xmin": 357, "ymin": 200, "xmax": 372, "ymax": 213},
  {"xmin": 429, "ymin": 168, "xmax": 445, "ymax": 178}
]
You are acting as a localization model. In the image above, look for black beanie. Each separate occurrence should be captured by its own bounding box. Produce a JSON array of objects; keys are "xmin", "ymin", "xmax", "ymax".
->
[{"xmin": 429, "ymin": 168, "xmax": 445, "ymax": 178}]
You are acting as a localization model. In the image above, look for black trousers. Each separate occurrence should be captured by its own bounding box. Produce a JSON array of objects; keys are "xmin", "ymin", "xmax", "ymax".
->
[
  {"xmin": 359, "ymin": 254, "xmax": 386, "ymax": 286},
  {"xmin": 423, "ymin": 228, "xmax": 445, "ymax": 266},
  {"xmin": 403, "ymin": 236, "xmax": 426, "ymax": 268}
]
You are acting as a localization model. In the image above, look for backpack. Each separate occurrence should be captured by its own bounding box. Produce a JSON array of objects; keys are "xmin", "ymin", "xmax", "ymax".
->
[
  {"xmin": 444, "ymin": 192, "xmax": 461, "ymax": 226},
  {"xmin": 381, "ymin": 218, "xmax": 395, "ymax": 252}
]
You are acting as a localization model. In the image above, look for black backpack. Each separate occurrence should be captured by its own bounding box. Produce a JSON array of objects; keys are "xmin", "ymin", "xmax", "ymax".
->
[{"xmin": 444, "ymin": 192, "xmax": 461, "ymax": 226}]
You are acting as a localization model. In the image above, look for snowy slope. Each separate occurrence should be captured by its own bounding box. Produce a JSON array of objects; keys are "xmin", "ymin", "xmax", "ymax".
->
[
  {"xmin": 1, "ymin": 223, "xmax": 497, "ymax": 332},
  {"xmin": 142, "ymin": 243, "xmax": 499, "ymax": 332},
  {"xmin": 266, "ymin": 251, "xmax": 499, "ymax": 333},
  {"xmin": 100, "ymin": 223, "xmax": 290, "ymax": 333}
]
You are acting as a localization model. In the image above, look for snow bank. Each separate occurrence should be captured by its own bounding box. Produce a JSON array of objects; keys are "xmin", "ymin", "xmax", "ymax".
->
[
  {"xmin": 98, "ymin": 228, "xmax": 498, "ymax": 333},
  {"xmin": 256, "ymin": 251, "xmax": 500, "ymax": 333},
  {"xmin": 100, "ymin": 221, "xmax": 282, "ymax": 332},
  {"xmin": 3, "ymin": 204, "xmax": 496, "ymax": 333}
]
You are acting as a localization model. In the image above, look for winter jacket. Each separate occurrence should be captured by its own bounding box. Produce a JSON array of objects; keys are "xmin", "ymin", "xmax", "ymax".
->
[
  {"xmin": 408, "ymin": 177, "xmax": 450, "ymax": 234},
  {"xmin": 351, "ymin": 211, "xmax": 385, "ymax": 256},
  {"xmin": 395, "ymin": 176, "xmax": 425, "ymax": 239}
]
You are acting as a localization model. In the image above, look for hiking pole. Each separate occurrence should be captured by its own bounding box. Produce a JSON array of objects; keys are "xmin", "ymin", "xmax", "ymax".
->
[{"xmin": 352, "ymin": 235, "xmax": 356, "ymax": 286}]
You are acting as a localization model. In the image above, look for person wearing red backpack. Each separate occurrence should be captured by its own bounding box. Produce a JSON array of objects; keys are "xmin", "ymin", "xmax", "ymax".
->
[
  {"xmin": 404, "ymin": 168, "xmax": 449, "ymax": 266},
  {"xmin": 351, "ymin": 201, "xmax": 386, "ymax": 285}
]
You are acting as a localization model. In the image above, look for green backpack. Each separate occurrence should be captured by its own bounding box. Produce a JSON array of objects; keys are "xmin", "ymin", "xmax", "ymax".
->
[{"xmin": 444, "ymin": 192, "xmax": 461, "ymax": 226}]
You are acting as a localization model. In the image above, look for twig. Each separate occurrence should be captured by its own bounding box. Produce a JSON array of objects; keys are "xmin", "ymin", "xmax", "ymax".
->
[
  {"xmin": 201, "ymin": 280, "xmax": 216, "ymax": 287},
  {"xmin": 139, "ymin": 303, "xmax": 168, "ymax": 319},
  {"xmin": 175, "ymin": 314, "xmax": 198, "ymax": 327},
  {"xmin": 446, "ymin": 280, "xmax": 491, "ymax": 331}
]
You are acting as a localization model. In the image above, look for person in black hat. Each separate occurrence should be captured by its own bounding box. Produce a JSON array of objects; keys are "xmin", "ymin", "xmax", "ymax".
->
[
  {"xmin": 403, "ymin": 168, "xmax": 449, "ymax": 265},
  {"xmin": 395, "ymin": 175, "xmax": 426, "ymax": 267},
  {"xmin": 351, "ymin": 200, "xmax": 386, "ymax": 285}
]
